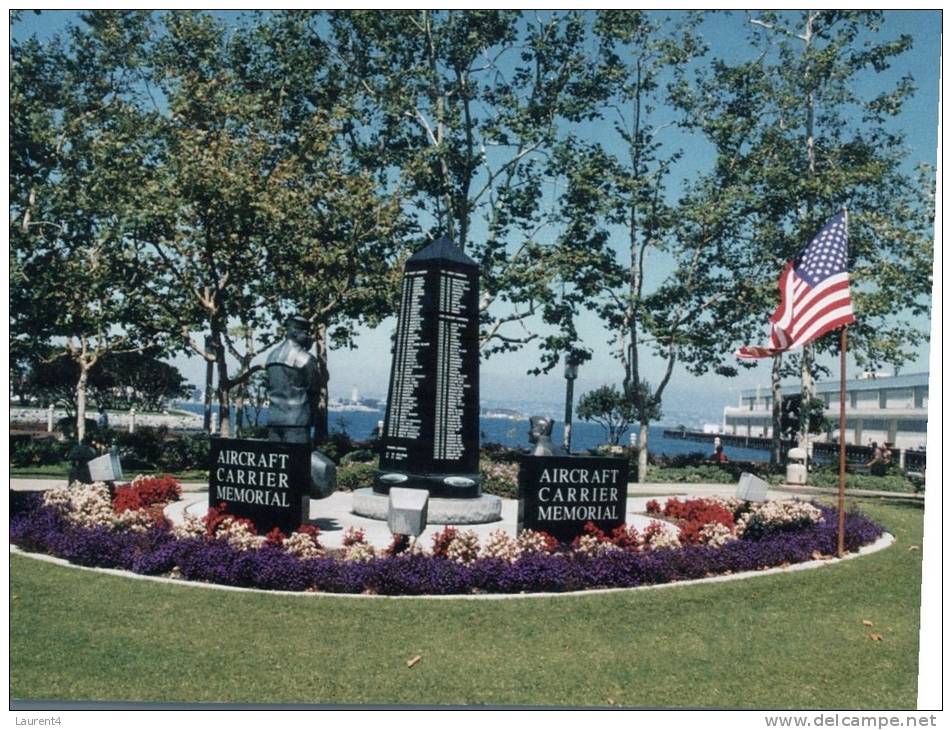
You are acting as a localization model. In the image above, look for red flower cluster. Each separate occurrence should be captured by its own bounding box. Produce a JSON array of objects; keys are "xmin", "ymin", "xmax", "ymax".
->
[
  {"xmin": 431, "ymin": 526, "xmax": 458, "ymax": 558},
  {"xmin": 661, "ymin": 498, "xmax": 735, "ymax": 545},
  {"xmin": 202, "ymin": 502, "xmax": 256, "ymax": 537},
  {"xmin": 112, "ymin": 475, "xmax": 182, "ymax": 514},
  {"xmin": 296, "ymin": 524, "xmax": 321, "ymax": 539},
  {"xmin": 265, "ymin": 527, "xmax": 285, "ymax": 546},
  {"xmin": 571, "ymin": 521, "xmax": 643, "ymax": 553},
  {"xmin": 534, "ymin": 531, "xmax": 560, "ymax": 553},
  {"xmin": 645, "ymin": 499, "xmax": 662, "ymax": 515},
  {"xmin": 385, "ymin": 534, "xmax": 411, "ymax": 556},
  {"xmin": 609, "ymin": 524, "xmax": 642, "ymax": 551},
  {"xmin": 641, "ymin": 521, "xmax": 670, "ymax": 545},
  {"xmin": 342, "ymin": 526, "xmax": 366, "ymax": 546}
]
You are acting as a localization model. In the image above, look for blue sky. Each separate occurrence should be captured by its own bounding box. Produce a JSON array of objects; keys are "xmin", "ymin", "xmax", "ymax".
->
[{"xmin": 11, "ymin": 10, "xmax": 940, "ymax": 419}]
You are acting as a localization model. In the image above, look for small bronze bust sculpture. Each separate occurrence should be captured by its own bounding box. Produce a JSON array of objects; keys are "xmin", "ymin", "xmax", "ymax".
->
[
  {"xmin": 527, "ymin": 415, "xmax": 565, "ymax": 457},
  {"xmin": 265, "ymin": 315, "xmax": 320, "ymax": 445}
]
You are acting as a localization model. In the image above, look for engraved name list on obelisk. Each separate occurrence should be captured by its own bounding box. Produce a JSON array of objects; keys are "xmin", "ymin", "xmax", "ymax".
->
[{"xmin": 374, "ymin": 236, "xmax": 481, "ymax": 498}]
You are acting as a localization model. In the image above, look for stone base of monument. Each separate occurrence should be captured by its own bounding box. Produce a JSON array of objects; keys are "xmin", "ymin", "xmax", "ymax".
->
[
  {"xmin": 352, "ymin": 487, "xmax": 502, "ymax": 525},
  {"xmin": 373, "ymin": 471, "xmax": 482, "ymax": 499}
]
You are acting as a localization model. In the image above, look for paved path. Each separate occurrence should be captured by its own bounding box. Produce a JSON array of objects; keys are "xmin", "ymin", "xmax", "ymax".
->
[{"xmin": 164, "ymin": 491, "xmax": 688, "ymax": 550}]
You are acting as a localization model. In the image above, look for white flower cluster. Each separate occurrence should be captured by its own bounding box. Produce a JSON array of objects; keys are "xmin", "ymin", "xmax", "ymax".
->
[
  {"xmin": 709, "ymin": 496, "xmax": 744, "ymax": 513},
  {"xmin": 698, "ymin": 521, "xmax": 737, "ymax": 547},
  {"xmin": 216, "ymin": 517, "xmax": 266, "ymax": 551},
  {"xmin": 644, "ymin": 521, "xmax": 681, "ymax": 550},
  {"xmin": 113, "ymin": 508, "xmax": 157, "ymax": 534},
  {"xmin": 445, "ymin": 529, "xmax": 481, "ymax": 564},
  {"xmin": 172, "ymin": 514, "xmax": 206, "ymax": 540},
  {"xmin": 43, "ymin": 482, "xmax": 115, "ymax": 529},
  {"xmin": 735, "ymin": 500, "xmax": 823, "ymax": 537},
  {"xmin": 574, "ymin": 534, "xmax": 621, "ymax": 556},
  {"xmin": 343, "ymin": 541, "xmax": 377, "ymax": 562},
  {"xmin": 516, "ymin": 530, "xmax": 554, "ymax": 555},
  {"xmin": 479, "ymin": 529, "xmax": 521, "ymax": 562},
  {"xmin": 284, "ymin": 531, "xmax": 325, "ymax": 559}
]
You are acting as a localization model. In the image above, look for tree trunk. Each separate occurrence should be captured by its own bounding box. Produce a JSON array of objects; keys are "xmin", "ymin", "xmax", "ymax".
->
[
  {"xmin": 203, "ymin": 338, "xmax": 214, "ymax": 433},
  {"xmin": 235, "ymin": 388, "xmax": 245, "ymax": 434},
  {"xmin": 637, "ymin": 419, "xmax": 649, "ymax": 484},
  {"xmin": 213, "ymin": 335, "xmax": 232, "ymax": 438},
  {"xmin": 312, "ymin": 322, "xmax": 330, "ymax": 444},
  {"xmin": 76, "ymin": 364, "xmax": 90, "ymax": 443},
  {"xmin": 217, "ymin": 381, "xmax": 231, "ymax": 437},
  {"xmin": 770, "ymin": 354, "xmax": 783, "ymax": 466},
  {"xmin": 799, "ymin": 11, "xmax": 817, "ymax": 466},
  {"xmin": 799, "ymin": 346, "xmax": 813, "ymax": 462}
]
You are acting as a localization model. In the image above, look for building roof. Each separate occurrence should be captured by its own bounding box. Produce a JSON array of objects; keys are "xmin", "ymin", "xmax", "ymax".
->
[{"xmin": 740, "ymin": 371, "xmax": 930, "ymax": 398}]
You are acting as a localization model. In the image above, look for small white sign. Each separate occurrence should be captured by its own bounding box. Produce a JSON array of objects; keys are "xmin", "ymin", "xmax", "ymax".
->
[
  {"xmin": 88, "ymin": 452, "xmax": 123, "ymax": 482},
  {"xmin": 388, "ymin": 487, "xmax": 430, "ymax": 536},
  {"xmin": 736, "ymin": 472, "xmax": 769, "ymax": 502}
]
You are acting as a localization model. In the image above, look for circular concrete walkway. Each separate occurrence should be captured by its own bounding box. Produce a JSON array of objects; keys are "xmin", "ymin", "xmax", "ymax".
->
[{"xmin": 165, "ymin": 490, "xmax": 687, "ymax": 550}]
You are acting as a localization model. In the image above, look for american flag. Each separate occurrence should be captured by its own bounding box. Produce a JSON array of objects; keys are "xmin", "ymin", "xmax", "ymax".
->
[{"xmin": 737, "ymin": 210, "xmax": 856, "ymax": 359}]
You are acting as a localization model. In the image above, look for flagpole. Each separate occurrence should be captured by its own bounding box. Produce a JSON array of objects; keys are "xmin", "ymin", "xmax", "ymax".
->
[
  {"xmin": 837, "ymin": 325, "xmax": 847, "ymax": 557},
  {"xmin": 837, "ymin": 206, "xmax": 849, "ymax": 558}
]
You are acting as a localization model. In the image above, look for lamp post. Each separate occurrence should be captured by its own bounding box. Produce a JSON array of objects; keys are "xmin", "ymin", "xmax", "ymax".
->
[{"xmin": 563, "ymin": 355, "xmax": 579, "ymax": 453}]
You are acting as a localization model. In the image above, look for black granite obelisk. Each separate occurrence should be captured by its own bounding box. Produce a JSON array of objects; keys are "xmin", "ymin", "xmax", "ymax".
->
[{"xmin": 375, "ymin": 236, "xmax": 481, "ymax": 498}]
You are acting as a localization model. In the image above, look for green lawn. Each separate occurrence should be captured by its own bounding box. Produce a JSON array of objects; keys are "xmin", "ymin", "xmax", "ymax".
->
[{"xmin": 10, "ymin": 499, "xmax": 923, "ymax": 708}]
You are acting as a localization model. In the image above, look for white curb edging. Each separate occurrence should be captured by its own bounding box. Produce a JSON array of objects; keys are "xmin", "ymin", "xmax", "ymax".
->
[{"xmin": 10, "ymin": 532, "xmax": 895, "ymax": 601}]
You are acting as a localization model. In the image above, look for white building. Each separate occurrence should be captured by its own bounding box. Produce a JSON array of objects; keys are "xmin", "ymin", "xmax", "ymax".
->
[{"xmin": 723, "ymin": 372, "xmax": 929, "ymax": 450}]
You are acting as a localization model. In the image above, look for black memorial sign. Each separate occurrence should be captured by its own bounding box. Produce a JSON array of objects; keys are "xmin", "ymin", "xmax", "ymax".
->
[
  {"xmin": 376, "ymin": 237, "xmax": 481, "ymax": 498},
  {"xmin": 209, "ymin": 437, "xmax": 309, "ymax": 534},
  {"xmin": 518, "ymin": 455, "xmax": 628, "ymax": 542}
]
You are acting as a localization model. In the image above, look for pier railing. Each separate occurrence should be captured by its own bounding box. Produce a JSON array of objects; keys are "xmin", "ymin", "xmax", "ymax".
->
[{"xmin": 662, "ymin": 429, "xmax": 926, "ymax": 472}]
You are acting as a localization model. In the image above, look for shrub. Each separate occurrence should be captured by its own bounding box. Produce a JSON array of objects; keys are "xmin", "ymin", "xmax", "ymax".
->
[
  {"xmin": 336, "ymin": 461, "xmax": 378, "ymax": 491},
  {"xmin": 11, "ymin": 438, "xmax": 69, "ymax": 467},
  {"xmin": 431, "ymin": 526, "xmax": 458, "ymax": 558},
  {"xmin": 805, "ymin": 465, "xmax": 918, "ymax": 494},
  {"xmin": 480, "ymin": 444, "xmax": 522, "ymax": 464},
  {"xmin": 317, "ymin": 431, "xmax": 354, "ymax": 464},
  {"xmin": 736, "ymin": 501, "xmax": 824, "ymax": 540},
  {"xmin": 156, "ymin": 433, "xmax": 210, "ymax": 472},
  {"xmin": 56, "ymin": 416, "xmax": 99, "ymax": 441},
  {"xmin": 113, "ymin": 427, "xmax": 172, "ymax": 468},
  {"xmin": 480, "ymin": 458, "xmax": 519, "ymax": 498},
  {"xmin": 341, "ymin": 449, "xmax": 375, "ymax": 465}
]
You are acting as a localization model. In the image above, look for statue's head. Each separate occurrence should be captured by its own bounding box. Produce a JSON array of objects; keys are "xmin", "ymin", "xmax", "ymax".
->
[
  {"xmin": 285, "ymin": 315, "xmax": 312, "ymax": 349},
  {"xmin": 528, "ymin": 415, "xmax": 554, "ymax": 444}
]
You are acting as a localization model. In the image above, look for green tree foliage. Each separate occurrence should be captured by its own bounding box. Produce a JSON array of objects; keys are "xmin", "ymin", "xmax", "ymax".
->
[
  {"xmin": 130, "ymin": 11, "xmax": 404, "ymax": 439},
  {"xmin": 248, "ymin": 12, "xmax": 408, "ymax": 441},
  {"xmin": 576, "ymin": 384, "xmax": 655, "ymax": 446},
  {"xmin": 554, "ymin": 11, "xmax": 741, "ymax": 481},
  {"xmin": 780, "ymin": 395, "xmax": 828, "ymax": 441},
  {"xmin": 684, "ymin": 10, "xmax": 934, "ymax": 456},
  {"xmin": 325, "ymin": 10, "xmax": 611, "ymax": 371},
  {"xmin": 92, "ymin": 350, "xmax": 192, "ymax": 411},
  {"xmin": 10, "ymin": 11, "xmax": 166, "ymax": 442},
  {"xmin": 23, "ymin": 350, "xmax": 189, "ymax": 414}
]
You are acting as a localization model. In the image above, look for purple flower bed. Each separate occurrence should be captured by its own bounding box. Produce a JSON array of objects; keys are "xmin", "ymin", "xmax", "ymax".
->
[{"xmin": 10, "ymin": 499, "xmax": 884, "ymax": 596}]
